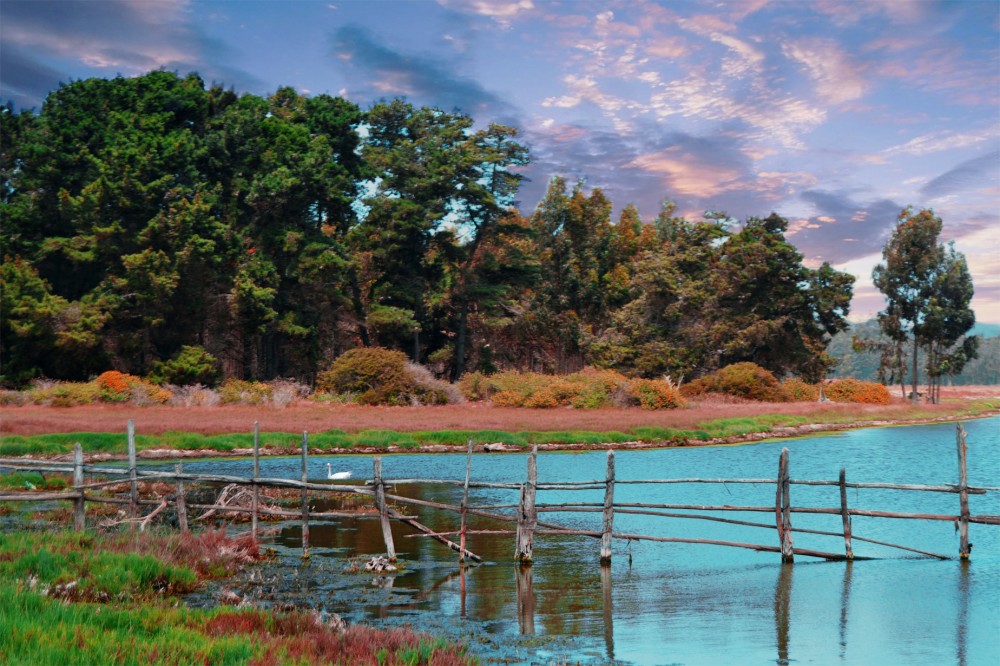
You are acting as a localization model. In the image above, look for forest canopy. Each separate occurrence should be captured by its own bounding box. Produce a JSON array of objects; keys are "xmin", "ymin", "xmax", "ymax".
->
[{"xmin": 1, "ymin": 71, "xmax": 855, "ymax": 387}]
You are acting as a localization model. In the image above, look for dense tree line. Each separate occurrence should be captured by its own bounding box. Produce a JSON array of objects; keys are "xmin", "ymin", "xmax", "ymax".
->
[{"xmin": 1, "ymin": 71, "xmax": 856, "ymax": 387}]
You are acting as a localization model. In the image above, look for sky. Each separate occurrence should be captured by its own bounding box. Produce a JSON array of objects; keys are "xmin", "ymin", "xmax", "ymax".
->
[{"xmin": 2, "ymin": 0, "xmax": 998, "ymax": 323}]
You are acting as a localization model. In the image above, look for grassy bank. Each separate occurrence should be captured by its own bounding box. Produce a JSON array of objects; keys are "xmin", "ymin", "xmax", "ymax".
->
[
  {"xmin": 0, "ymin": 530, "xmax": 473, "ymax": 665},
  {"xmin": 1, "ymin": 398, "xmax": 997, "ymax": 458}
]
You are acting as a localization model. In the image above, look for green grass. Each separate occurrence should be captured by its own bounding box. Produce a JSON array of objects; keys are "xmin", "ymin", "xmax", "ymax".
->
[{"xmin": 0, "ymin": 528, "xmax": 476, "ymax": 665}]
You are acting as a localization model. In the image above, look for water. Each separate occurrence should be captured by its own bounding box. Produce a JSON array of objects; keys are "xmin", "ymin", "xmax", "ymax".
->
[{"xmin": 170, "ymin": 417, "xmax": 1000, "ymax": 664}]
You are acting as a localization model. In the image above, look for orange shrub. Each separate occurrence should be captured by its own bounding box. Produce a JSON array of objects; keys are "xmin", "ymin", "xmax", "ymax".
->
[
  {"xmin": 96, "ymin": 370, "xmax": 135, "ymax": 397},
  {"xmin": 824, "ymin": 378, "xmax": 891, "ymax": 405},
  {"xmin": 94, "ymin": 371, "xmax": 171, "ymax": 405},
  {"xmin": 462, "ymin": 367, "xmax": 683, "ymax": 410},
  {"xmin": 780, "ymin": 378, "xmax": 820, "ymax": 402},
  {"xmin": 681, "ymin": 363, "xmax": 785, "ymax": 402},
  {"xmin": 624, "ymin": 378, "xmax": 686, "ymax": 409}
]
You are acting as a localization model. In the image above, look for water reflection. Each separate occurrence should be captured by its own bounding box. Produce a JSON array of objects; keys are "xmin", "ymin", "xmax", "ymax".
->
[
  {"xmin": 839, "ymin": 562, "xmax": 853, "ymax": 661},
  {"xmin": 601, "ymin": 564, "xmax": 614, "ymax": 661},
  {"xmin": 516, "ymin": 564, "xmax": 536, "ymax": 636},
  {"xmin": 179, "ymin": 417, "xmax": 999, "ymax": 664},
  {"xmin": 775, "ymin": 563, "xmax": 793, "ymax": 665},
  {"xmin": 957, "ymin": 560, "xmax": 969, "ymax": 666}
]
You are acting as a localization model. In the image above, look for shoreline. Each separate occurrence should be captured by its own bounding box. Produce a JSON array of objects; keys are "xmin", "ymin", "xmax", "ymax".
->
[{"xmin": 19, "ymin": 408, "xmax": 997, "ymax": 463}]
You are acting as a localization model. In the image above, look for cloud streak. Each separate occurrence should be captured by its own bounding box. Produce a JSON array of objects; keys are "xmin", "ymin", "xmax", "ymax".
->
[{"xmin": 331, "ymin": 25, "xmax": 514, "ymax": 120}]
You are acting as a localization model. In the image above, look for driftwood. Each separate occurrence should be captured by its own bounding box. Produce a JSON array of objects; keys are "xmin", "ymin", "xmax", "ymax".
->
[{"xmin": 387, "ymin": 507, "xmax": 482, "ymax": 562}]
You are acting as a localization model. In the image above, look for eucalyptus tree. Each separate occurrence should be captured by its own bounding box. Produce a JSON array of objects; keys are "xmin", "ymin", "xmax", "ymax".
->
[{"xmin": 873, "ymin": 207, "xmax": 976, "ymax": 402}]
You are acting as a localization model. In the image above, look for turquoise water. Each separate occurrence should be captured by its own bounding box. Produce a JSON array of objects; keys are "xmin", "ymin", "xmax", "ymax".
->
[{"xmin": 175, "ymin": 417, "xmax": 1000, "ymax": 664}]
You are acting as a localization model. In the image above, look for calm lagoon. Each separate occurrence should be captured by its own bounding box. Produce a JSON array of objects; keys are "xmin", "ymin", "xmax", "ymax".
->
[{"xmin": 176, "ymin": 416, "xmax": 1000, "ymax": 664}]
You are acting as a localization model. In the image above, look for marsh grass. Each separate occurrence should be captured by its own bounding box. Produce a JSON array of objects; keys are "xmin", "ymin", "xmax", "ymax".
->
[
  {"xmin": 2, "ymin": 396, "xmax": 996, "ymax": 457},
  {"xmin": 0, "ymin": 530, "xmax": 474, "ymax": 665}
]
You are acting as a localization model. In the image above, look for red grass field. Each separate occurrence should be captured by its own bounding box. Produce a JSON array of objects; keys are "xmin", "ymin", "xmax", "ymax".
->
[{"xmin": 1, "ymin": 386, "xmax": 996, "ymax": 436}]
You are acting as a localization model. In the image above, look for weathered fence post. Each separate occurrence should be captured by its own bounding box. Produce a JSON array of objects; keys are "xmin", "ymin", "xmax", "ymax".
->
[
  {"xmin": 515, "ymin": 445, "xmax": 538, "ymax": 563},
  {"xmin": 775, "ymin": 448, "xmax": 793, "ymax": 562},
  {"xmin": 600, "ymin": 449, "xmax": 615, "ymax": 563},
  {"xmin": 127, "ymin": 420, "xmax": 137, "ymax": 529},
  {"xmin": 459, "ymin": 437, "xmax": 472, "ymax": 565},
  {"xmin": 839, "ymin": 467, "xmax": 853, "ymax": 560},
  {"xmin": 373, "ymin": 456, "xmax": 396, "ymax": 561},
  {"xmin": 73, "ymin": 443, "xmax": 85, "ymax": 531},
  {"xmin": 252, "ymin": 421, "xmax": 260, "ymax": 539},
  {"xmin": 175, "ymin": 462, "xmax": 188, "ymax": 532},
  {"xmin": 301, "ymin": 431, "xmax": 310, "ymax": 560},
  {"xmin": 957, "ymin": 424, "xmax": 970, "ymax": 559}
]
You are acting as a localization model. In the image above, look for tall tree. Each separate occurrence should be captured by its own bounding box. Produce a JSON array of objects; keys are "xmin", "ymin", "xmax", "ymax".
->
[{"xmin": 873, "ymin": 207, "xmax": 976, "ymax": 402}]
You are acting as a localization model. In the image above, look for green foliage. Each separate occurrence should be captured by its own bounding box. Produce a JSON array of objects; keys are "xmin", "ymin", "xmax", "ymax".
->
[
  {"xmin": 681, "ymin": 362, "xmax": 785, "ymax": 402},
  {"xmin": 873, "ymin": 207, "xmax": 977, "ymax": 402},
  {"xmin": 148, "ymin": 345, "xmax": 221, "ymax": 386},
  {"xmin": 3, "ymin": 69, "xmax": 858, "ymax": 389}
]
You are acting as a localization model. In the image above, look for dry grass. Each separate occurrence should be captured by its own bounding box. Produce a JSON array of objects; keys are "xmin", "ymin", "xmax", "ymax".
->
[{"xmin": 1, "ymin": 385, "xmax": 996, "ymax": 437}]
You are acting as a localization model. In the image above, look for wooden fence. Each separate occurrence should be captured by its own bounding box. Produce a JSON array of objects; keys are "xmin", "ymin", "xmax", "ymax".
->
[{"xmin": 2, "ymin": 421, "xmax": 998, "ymax": 565}]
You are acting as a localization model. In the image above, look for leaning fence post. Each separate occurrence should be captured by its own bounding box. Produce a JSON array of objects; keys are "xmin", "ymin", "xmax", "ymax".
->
[
  {"xmin": 515, "ymin": 445, "xmax": 538, "ymax": 563},
  {"xmin": 301, "ymin": 431, "xmax": 310, "ymax": 560},
  {"xmin": 839, "ymin": 468, "xmax": 853, "ymax": 560},
  {"xmin": 459, "ymin": 437, "xmax": 472, "ymax": 565},
  {"xmin": 600, "ymin": 449, "xmax": 615, "ymax": 563},
  {"xmin": 252, "ymin": 421, "xmax": 260, "ymax": 539},
  {"xmin": 127, "ymin": 420, "xmax": 137, "ymax": 529},
  {"xmin": 956, "ymin": 424, "xmax": 970, "ymax": 559},
  {"xmin": 374, "ymin": 457, "xmax": 396, "ymax": 561},
  {"xmin": 775, "ymin": 448, "xmax": 793, "ymax": 562},
  {"xmin": 73, "ymin": 443, "xmax": 85, "ymax": 531},
  {"xmin": 175, "ymin": 462, "xmax": 188, "ymax": 532}
]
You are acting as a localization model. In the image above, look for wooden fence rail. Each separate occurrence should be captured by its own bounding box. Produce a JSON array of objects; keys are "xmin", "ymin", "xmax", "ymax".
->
[{"xmin": 1, "ymin": 422, "xmax": 997, "ymax": 566}]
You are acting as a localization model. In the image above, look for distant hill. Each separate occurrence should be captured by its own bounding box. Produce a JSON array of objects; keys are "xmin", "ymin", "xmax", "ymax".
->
[{"xmin": 828, "ymin": 320, "xmax": 999, "ymax": 385}]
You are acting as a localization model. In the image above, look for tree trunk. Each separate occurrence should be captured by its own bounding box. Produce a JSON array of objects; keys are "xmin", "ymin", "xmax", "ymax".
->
[
  {"xmin": 910, "ymin": 339, "xmax": 919, "ymax": 403},
  {"xmin": 452, "ymin": 298, "xmax": 469, "ymax": 382}
]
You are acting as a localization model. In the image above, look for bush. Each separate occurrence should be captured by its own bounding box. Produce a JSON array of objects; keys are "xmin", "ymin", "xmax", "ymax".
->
[
  {"xmin": 624, "ymin": 378, "xmax": 686, "ymax": 409},
  {"xmin": 681, "ymin": 363, "xmax": 785, "ymax": 402},
  {"xmin": 316, "ymin": 348, "xmax": 458, "ymax": 406},
  {"xmin": 166, "ymin": 384, "xmax": 222, "ymax": 407},
  {"xmin": 780, "ymin": 378, "xmax": 820, "ymax": 402},
  {"xmin": 824, "ymin": 378, "xmax": 891, "ymax": 405},
  {"xmin": 147, "ymin": 346, "xmax": 221, "ymax": 387},
  {"xmin": 219, "ymin": 379, "xmax": 273, "ymax": 405},
  {"xmin": 92, "ymin": 371, "xmax": 172, "ymax": 405},
  {"xmin": 460, "ymin": 367, "xmax": 684, "ymax": 410},
  {"xmin": 27, "ymin": 381, "xmax": 102, "ymax": 407}
]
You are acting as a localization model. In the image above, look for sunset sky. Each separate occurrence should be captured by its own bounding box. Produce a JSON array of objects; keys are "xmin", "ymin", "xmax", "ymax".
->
[{"xmin": 2, "ymin": 0, "xmax": 998, "ymax": 322}]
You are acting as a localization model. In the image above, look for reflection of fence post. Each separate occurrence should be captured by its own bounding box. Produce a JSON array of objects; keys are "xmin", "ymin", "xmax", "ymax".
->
[
  {"xmin": 252, "ymin": 421, "xmax": 260, "ymax": 539},
  {"xmin": 600, "ymin": 449, "xmax": 615, "ymax": 562},
  {"xmin": 175, "ymin": 462, "xmax": 188, "ymax": 532},
  {"xmin": 601, "ymin": 561, "xmax": 614, "ymax": 661},
  {"xmin": 956, "ymin": 424, "xmax": 970, "ymax": 559},
  {"xmin": 301, "ymin": 431, "xmax": 310, "ymax": 560},
  {"xmin": 73, "ymin": 443, "xmax": 85, "ymax": 531},
  {"xmin": 374, "ymin": 456, "xmax": 396, "ymax": 561},
  {"xmin": 127, "ymin": 420, "xmax": 137, "ymax": 529},
  {"xmin": 459, "ymin": 438, "xmax": 472, "ymax": 565},
  {"xmin": 839, "ymin": 468, "xmax": 853, "ymax": 560},
  {"xmin": 515, "ymin": 446, "xmax": 537, "ymax": 563},
  {"xmin": 515, "ymin": 562, "xmax": 536, "ymax": 636},
  {"xmin": 775, "ymin": 448, "xmax": 793, "ymax": 562}
]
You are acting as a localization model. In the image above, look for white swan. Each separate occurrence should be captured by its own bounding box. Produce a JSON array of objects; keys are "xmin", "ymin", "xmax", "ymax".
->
[{"xmin": 327, "ymin": 463, "xmax": 352, "ymax": 480}]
